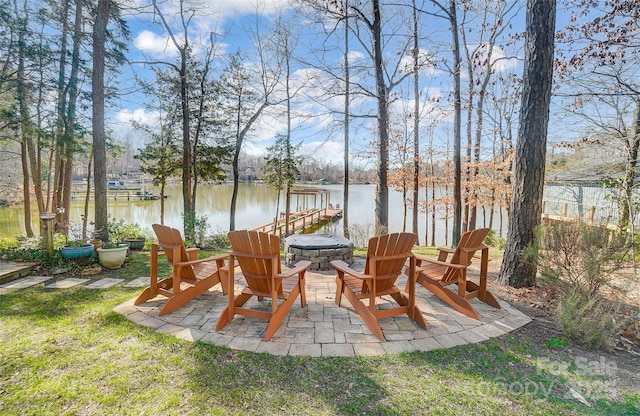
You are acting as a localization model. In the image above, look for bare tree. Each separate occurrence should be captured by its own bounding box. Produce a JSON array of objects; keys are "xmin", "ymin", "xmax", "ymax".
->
[
  {"xmin": 411, "ymin": 0, "xmax": 421, "ymax": 243},
  {"xmin": 418, "ymin": 0, "xmax": 463, "ymax": 245},
  {"xmin": 460, "ymin": 0, "xmax": 520, "ymax": 232},
  {"xmin": 556, "ymin": 0, "xmax": 640, "ymax": 231},
  {"xmin": 151, "ymin": 0, "xmax": 195, "ymax": 237},
  {"xmin": 322, "ymin": 0, "xmax": 413, "ymax": 235},
  {"xmin": 343, "ymin": 0, "xmax": 351, "ymax": 239},
  {"xmin": 223, "ymin": 45, "xmax": 281, "ymax": 231}
]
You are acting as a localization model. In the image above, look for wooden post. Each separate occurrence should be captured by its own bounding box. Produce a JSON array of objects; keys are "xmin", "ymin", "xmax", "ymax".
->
[
  {"xmin": 40, "ymin": 213, "xmax": 56, "ymax": 255},
  {"xmin": 562, "ymin": 202, "xmax": 568, "ymax": 217}
]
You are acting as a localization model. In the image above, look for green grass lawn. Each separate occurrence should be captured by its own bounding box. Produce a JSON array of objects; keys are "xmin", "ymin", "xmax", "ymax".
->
[{"xmin": 0, "ymin": 252, "xmax": 638, "ymax": 415}]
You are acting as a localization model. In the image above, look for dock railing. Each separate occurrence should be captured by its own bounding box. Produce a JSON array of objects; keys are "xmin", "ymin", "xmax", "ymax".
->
[{"xmin": 250, "ymin": 208, "xmax": 341, "ymax": 238}]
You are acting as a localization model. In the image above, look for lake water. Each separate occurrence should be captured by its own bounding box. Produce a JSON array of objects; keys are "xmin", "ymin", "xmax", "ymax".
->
[{"xmin": 0, "ymin": 183, "xmax": 506, "ymax": 246}]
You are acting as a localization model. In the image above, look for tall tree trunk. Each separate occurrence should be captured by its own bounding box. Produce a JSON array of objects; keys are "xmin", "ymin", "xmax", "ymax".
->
[
  {"xmin": 15, "ymin": 0, "xmax": 34, "ymax": 237},
  {"xmin": 82, "ymin": 151, "xmax": 92, "ymax": 239},
  {"xmin": 230, "ymin": 100, "xmax": 268, "ymax": 232},
  {"xmin": 93, "ymin": 0, "xmax": 109, "ymax": 241},
  {"xmin": 29, "ymin": 62, "xmax": 44, "ymax": 214},
  {"xmin": 342, "ymin": 0, "xmax": 350, "ymax": 239},
  {"xmin": 284, "ymin": 34, "xmax": 293, "ymax": 237},
  {"xmin": 372, "ymin": 0, "xmax": 389, "ymax": 235},
  {"xmin": 59, "ymin": 0, "xmax": 83, "ymax": 233},
  {"xmin": 463, "ymin": 36, "xmax": 474, "ymax": 233},
  {"xmin": 412, "ymin": 0, "xmax": 420, "ymax": 244},
  {"xmin": 20, "ymin": 139, "xmax": 33, "ymax": 237},
  {"xmin": 53, "ymin": 0, "xmax": 70, "ymax": 232},
  {"xmin": 230, "ymin": 89, "xmax": 243, "ymax": 233},
  {"xmin": 618, "ymin": 100, "xmax": 640, "ymax": 230},
  {"xmin": 180, "ymin": 47, "xmax": 193, "ymax": 238},
  {"xmin": 449, "ymin": 0, "xmax": 462, "ymax": 245},
  {"xmin": 191, "ymin": 42, "xmax": 213, "ymax": 213},
  {"xmin": 499, "ymin": 0, "xmax": 556, "ymax": 288}
]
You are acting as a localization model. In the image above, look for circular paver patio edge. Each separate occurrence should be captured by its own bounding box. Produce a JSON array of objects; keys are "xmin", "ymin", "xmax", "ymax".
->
[{"xmin": 114, "ymin": 267, "xmax": 532, "ymax": 357}]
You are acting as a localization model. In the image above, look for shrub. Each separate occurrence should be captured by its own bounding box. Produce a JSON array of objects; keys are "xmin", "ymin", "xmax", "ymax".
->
[
  {"xmin": 202, "ymin": 228, "xmax": 230, "ymax": 249},
  {"xmin": 107, "ymin": 219, "xmax": 150, "ymax": 243},
  {"xmin": 484, "ymin": 228, "xmax": 506, "ymax": 249},
  {"xmin": 183, "ymin": 212, "xmax": 209, "ymax": 248},
  {"xmin": 347, "ymin": 223, "xmax": 375, "ymax": 249},
  {"xmin": 539, "ymin": 219, "xmax": 629, "ymax": 295},
  {"xmin": 556, "ymin": 287, "xmax": 625, "ymax": 350},
  {"xmin": 0, "ymin": 240, "xmax": 74, "ymax": 271},
  {"xmin": 0, "ymin": 237, "xmax": 20, "ymax": 250}
]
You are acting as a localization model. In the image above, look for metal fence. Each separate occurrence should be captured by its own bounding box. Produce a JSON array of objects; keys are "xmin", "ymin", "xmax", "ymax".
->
[{"xmin": 542, "ymin": 182, "xmax": 626, "ymax": 226}]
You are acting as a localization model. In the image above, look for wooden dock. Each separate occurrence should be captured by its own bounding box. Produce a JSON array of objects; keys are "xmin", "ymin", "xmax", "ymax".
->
[
  {"xmin": 250, "ymin": 208, "xmax": 343, "ymax": 237},
  {"xmin": 70, "ymin": 189, "xmax": 168, "ymax": 201}
]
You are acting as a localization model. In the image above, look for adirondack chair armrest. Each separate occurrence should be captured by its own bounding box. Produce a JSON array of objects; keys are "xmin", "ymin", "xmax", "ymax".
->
[
  {"xmin": 186, "ymin": 247, "xmax": 200, "ymax": 260},
  {"xmin": 278, "ymin": 260, "xmax": 312, "ymax": 279},
  {"xmin": 174, "ymin": 253, "xmax": 227, "ymax": 268},
  {"xmin": 330, "ymin": 260, "xmax": 372, "ymax": 280},
  {"xmin": 459, "ymin": 245, "xmax": 489, "ymax": 261},
  {"xmin": 414, "ymin": 252, "xmax": 437, "ymax": 264},
  {"xmin": 414, "ymin": 254, "xmax": 467, "ymax": 270},
  {"xmin": 437, "ymin": 247, "xmax": 455, "ymax": 254},
  {"xmin": 435, "ymin": 246, "xmax": 455, "ymax": 262},
  {"xmin": 204, "ymin": 253, "xmax": 229, "ymax": 267}
]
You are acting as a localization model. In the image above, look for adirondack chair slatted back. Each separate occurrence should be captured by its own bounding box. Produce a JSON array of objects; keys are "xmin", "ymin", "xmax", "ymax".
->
[
  {"xmin": 412, "ymin": 227, "xmax": 499, "ymax": 320},
  {"xmin": 152, "ymin": 224, "xmax": 197, "ymax": 280},
  {"xmin": 135, "ymin": 223, "xmax": 227, "ymax": 316},
  {"xmin": 441, "ymin": 228, "xmax": 490, "ymax": 284},
  {"xmin": 331, "ymin": 232, "xmax": 427, "ymax": 340},
  {"xmin": 217, "ymin": 229, "xmax": 310, "ymax": 341},
  {"xmin": 228, "ymin": 230, "xmax": 282, "ymax": 295},
  {"xmin": 363, "ymin": 233, "xmax": 417, "ymax": 293}
]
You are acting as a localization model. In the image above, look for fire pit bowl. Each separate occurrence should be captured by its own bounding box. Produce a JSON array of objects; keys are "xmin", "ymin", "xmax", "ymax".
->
[{"xmin": 284, "ymin": 234, "xmax": 353, "ymax": 271}]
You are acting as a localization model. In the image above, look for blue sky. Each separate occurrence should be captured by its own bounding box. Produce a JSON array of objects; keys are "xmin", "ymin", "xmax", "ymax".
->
[
  {"xmin": 114, "ymin": 0, "xmax": 353, "ymax": 163},
  {"xmin": 110, "ymin": 0, "xmax": 539, "ymax": 166}
]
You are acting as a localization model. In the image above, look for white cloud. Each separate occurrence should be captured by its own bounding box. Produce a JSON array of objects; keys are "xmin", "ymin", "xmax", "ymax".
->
[
  {"xmin": 134, "ymin": 30, "xmax": 179, "ymax": 57},
  {"xmin": 348, "ymin": 50, "xmax": 365, "ymax": 64},
  {"xmin": 198, "ymin": 0, "xmax": 292, "ymax": 16},
  {"xmin": 115, "ymin": 108, "xmax": 158, "ymax": 126},
  {"xmin": 399, "ymin": 48, "xmax": 438, "ymax": 76},
  {"xmin": 111, "ymin": 108, "xmax": 159, "ymax": 147},
  {"xmin": 487, "ymin": 45, "xmax": 518, "ymax": 72},
  {"xmin": 469, "ymin": 44, "xmax": 518, "ymax": 73},
  {"xmin": 300, "ymin": 140, "xmax": 345, "ymax": 165}
]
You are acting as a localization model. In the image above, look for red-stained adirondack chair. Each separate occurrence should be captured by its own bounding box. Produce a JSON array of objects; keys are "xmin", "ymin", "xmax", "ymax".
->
[
  {"xmin": 216, "ymin": 230, "xmax": 310, "ymax": 341},
  {"xmin": 331, "ymin": 233, "xmax": 428, "ymax": 341},
  {"xmin": 134, "ymin": 224, "xmax": 227, "ymax": 316},
  {"xmin": 409, "ymin": 227, "xmax": 500, "ymax": 320}
]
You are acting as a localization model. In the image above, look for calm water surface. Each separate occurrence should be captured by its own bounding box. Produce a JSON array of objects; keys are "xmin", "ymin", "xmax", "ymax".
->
[{"xmin": 0, "ymin": 183, "xmax": 506, "ymax": 246}]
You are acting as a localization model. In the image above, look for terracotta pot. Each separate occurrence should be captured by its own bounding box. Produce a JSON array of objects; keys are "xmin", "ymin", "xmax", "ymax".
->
[{"xmin": 90, "ymin": 239, "xmax": 102, "ymax": 252}]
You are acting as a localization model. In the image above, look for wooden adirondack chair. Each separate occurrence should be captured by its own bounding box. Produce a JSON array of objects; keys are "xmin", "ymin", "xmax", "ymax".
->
[
  {"xmin": 134, "ymin": 224, "xmax": 228, "ymax": 316},
  {"xmin": 331, "ymin": 233, "xmax": 428, "ymax": 341},
  {"xmin": 409, "ymin": 227, "xmax": 500, "ymax": 320},
  {"xmin": 215, "ymin": 230, "xmax": 311, "ymax": 341}
]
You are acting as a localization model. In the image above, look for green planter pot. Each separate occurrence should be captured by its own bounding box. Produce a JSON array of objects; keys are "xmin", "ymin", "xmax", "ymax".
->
[
  {"xmin": 125, "ymin": 238, "xmax": 145, "ymax": 251},
  {"xmin": 61, "ymin": 244, "xmax": 94, "ymax": 265},
  {"xmin": 97, "ymin": 244, "xmax": 129, "ymax": 269}
]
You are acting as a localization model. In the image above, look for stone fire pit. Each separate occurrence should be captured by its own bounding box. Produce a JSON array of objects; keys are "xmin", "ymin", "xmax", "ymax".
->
[{"xmin": 284, "ymin": 234, "xmax": 353, "ymax": 271}]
